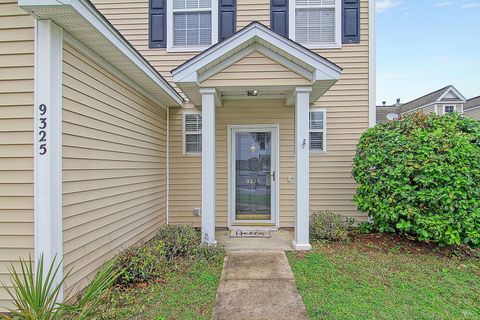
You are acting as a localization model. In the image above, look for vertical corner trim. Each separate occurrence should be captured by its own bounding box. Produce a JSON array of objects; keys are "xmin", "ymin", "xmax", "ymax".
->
[
  {"xmin": 34, "ymin": 19, "xmax": 64, "ymax": 297},
  {"xmin": 368, "ymin": 0, "xmax": 376, "ymax": 127}
]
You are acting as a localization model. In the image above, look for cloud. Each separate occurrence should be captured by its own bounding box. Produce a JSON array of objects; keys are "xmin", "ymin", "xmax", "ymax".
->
[
  {"xmin": 435, "ymin": 1, "xmax": 454, "ymax": 6},
  {"xmin": 376, "ymin": 0, "xmax": 402, "ymax": 13},
  {"xmin": 461, "ymin": 2, "xmax": 480, "ymax": 8}
]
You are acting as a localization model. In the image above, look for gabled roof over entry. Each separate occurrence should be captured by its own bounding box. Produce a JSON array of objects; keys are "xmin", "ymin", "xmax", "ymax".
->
[
  {"xmin": 172, "ymin": 22, "xmax": 342, "ymax": 106},
  {"xmin": 19, "ymin": 0, "xmax": 183, "ymax": 107}
]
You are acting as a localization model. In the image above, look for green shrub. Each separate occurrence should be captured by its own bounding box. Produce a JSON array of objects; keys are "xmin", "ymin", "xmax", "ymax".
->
[
  {"xmin": 154, "ymin": 224, "xmax": 201, "ymax": 260},
  {"xmin": 193, "ymin": 243, "xmax": 225, "ymax": 262},
  {"xmin": 310, "ymin": 210, "xmax": 355, "ymax": 242},
  {"xmin": 352, "ymin": 113, "xmax": 480, "ymax": 246},
  {"xmin": 357, "ymin": 221, "xmax": 376, "ymax": 234},
  {"xmin": 114, "ymin": 239, "xmax": 167, "ymax": 285}
]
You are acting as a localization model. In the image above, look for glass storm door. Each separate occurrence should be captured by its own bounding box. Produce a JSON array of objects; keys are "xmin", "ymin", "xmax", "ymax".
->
[{"xmin": 231, "ymin": 127, "xmax": 277, "ymax": 224}]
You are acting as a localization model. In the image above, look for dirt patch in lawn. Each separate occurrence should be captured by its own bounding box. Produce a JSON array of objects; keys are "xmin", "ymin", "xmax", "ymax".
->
[{"xmin": 308, "ymin": 233, "xmax": 479, "ymax": 260}]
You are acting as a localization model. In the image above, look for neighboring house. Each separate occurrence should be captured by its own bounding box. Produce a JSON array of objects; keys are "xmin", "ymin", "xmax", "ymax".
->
[
  {"xmin": 0, "ymin": 0, "xmax": 375, "ymax": 310},
  {"xmin": 376, "ymin": 85, "xmax": 467, "ymax": 123},
  {"xmin": 463, "ymin": 96, "xmax": 480, "ymax": 120}
]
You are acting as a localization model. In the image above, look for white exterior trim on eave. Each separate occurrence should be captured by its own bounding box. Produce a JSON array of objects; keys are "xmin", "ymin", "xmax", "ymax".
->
[
  {"xmin": 172, "ymin": 22, "xmax": 342, "ymax": 84},
  {"xmin": 19, "ymin": 0, "xmax": 183, "ymax": 107},
  {"xmin": 438, "ymin": 85, "xmax": 467, "ymax": 102}
]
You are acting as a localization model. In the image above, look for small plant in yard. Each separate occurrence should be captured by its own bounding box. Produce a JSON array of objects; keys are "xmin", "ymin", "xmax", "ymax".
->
[
  {"xmin": 113, "ymin": 239, "xmax": 167, "ymax": 286},
  {"xmin": 113, "ymin": 224, "xmax": 225, "ymax": 286},
  {"xmin": 1, "ymin": 255, "xmax": 120, "ymax": 320},
  {"xmin": 96, "ymin": 225, "xmax": 225, "ymax": 320},
  {"xmin": 310, "ymin": 210, "xmax": 355, "ymax": 242},
  {"xmin": 357, "ymin": 221, "xmax": 376, "ymax": 234},
  {"xmin": 154, "ymin": 224, "xmax": 202, "ymax": 260},
  {"xmin": 353, "ymin": 112, "xmax": 480, "ymax": 246}
]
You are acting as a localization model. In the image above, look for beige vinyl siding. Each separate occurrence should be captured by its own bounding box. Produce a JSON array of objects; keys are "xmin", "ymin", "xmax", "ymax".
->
[
  {"xmin": 423, "ymin": 105, "xmax": 435, "ymax": 115},
  {"xmin": 169, "ymin": 100, "xmax": 296, "ymax": 227},
  {"xmin": 464, "ymin": 107, "xmax": 480, "ymax": 120},
  {"xmin": 200, "ymin": 51, "xmax": 310, "ymax": 88},
  {"xmin": 62, "ymin": 42, "xmax": 168, "ymax": 291},
  {"xmin": 91, "ymin": 0, "xmax": 371, "ymax": 222},
  {"xmin": 90, "ymin": 0, "xmax": 271, "ymax": 88},
  {"xmin": 306, "ymin": 0, "xmax": 370, "ymax": 220},
  {"xmin": 237, "ymin": 0, "xmax": 270, "ymax": 29},
  {"xmin": 0, "ymin": 0, "xmax": 34, "ymax": 311}
]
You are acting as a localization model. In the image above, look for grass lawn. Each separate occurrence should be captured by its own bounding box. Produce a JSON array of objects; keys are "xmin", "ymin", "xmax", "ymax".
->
[
  {"xmin": 287, "ymin": 234, "xmax": 480, "ymax": 320},
  {"xmin": 95, "ymin": 257, "xmax": 224, "ymax": 320}
]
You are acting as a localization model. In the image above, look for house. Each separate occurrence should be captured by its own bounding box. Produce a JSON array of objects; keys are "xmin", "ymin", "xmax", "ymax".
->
[
  {"xmin": 463, "ymin": 96, "xmax": 480, "ymax": 120},
  {"xmin": 376, "ymin": 85, "xmax": 467, "ymax": 123},
  {"xmin": 0, "ymin": 0, "xmax": 375, "ymax": 310},
  {"xmin": 376, "ymin": 99, "xmax": 402, "ymax": 124}
]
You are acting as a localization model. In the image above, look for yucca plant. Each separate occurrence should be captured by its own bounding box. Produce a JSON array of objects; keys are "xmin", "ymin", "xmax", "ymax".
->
[
  {"xmin": 1, "ymin": 255, "xmax": 121, "ymax": 320},
  {"xmin": 0, "ymin": 255, "xmax": 66, "ymax": 320}
]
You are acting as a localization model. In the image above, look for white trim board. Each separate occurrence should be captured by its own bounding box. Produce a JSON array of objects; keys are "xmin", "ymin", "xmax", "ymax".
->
[
  {"xmin": 368, "ymin": 0, "xmax": 376, "ymax": 127},
  {"xmin": 172, "ymin": 22, "xmax": 342, "ymax": 83},
  {"xmin": 34, "ymin": 19, "xmax": 64, "ymax": 300}
]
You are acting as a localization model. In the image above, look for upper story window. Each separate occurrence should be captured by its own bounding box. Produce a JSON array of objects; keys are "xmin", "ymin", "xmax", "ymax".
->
[
  {"xmin": 167, "ymin": 0, "xmax": 218, "ymax": 51},
  {"xmin": 289, "ymin": 0, "xmax": 341, "ymax": 48},
  {"xmin": 443, "ymin": 105, "xmax": 456, "ymax": 114},
  {"xmin": 309, "ymin": 109, "xmax": 327, "ymax": 152}
]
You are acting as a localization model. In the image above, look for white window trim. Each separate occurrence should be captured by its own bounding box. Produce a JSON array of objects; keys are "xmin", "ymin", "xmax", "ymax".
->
[
  {"xmin": 288, "ymin": 0, "xmax": 342, "ymax": 49},
  {"xmin": 443, "ymin": 105, "xmax": 456, "ymax": 115},
  {"xmin": 182, "ymin": 111, "xmax": 202, "ymax": 155},
  {"xmin": 167, "ymin": 0, "xmax": 219, "ymax": 52},
  {"xmin": 309, "ymin": 108, "xmax": 327, "ymax": 154}
]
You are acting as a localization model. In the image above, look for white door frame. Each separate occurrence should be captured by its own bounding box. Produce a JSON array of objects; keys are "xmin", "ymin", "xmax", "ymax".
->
[{"xmin": 227, "ymin": 124, "xmax": 280, "ymax": 228}]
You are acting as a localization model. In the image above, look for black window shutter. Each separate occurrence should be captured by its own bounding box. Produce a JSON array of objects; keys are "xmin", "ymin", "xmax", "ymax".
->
[
  {"xmin": 342, "ymin": 0, "xmax": 360, "ymax": 44},
  {"xmin": 271, "ymin": 0, "xmax": 288, "ymax": 37},
  {"xmin": 149, "ymin": 0, "xmax": 166, "ymax": 48},
  {"xmin": 219, "ymin": 0, "xmax": 236, "ymax": 41}
]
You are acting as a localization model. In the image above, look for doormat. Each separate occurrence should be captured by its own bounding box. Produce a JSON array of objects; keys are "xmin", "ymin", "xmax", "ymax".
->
[{"xmin": 229, "ymin": 229, "xmax": 271, "ymax": 238}]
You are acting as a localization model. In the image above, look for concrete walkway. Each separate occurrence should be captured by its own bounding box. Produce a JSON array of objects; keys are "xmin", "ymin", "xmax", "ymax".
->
[{"xmin": 212, "ymin": 251, "xmax": 309, "ymax": 320}]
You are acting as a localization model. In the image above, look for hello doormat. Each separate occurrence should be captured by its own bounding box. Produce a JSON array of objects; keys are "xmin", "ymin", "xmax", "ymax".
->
[{"xmin": 229, "ymin": 229, "xmax": 271, "ymax": 238}]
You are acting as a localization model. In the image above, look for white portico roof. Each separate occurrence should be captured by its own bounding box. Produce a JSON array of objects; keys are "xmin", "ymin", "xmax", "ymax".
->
[{"xmin": 172, "ymin": 22, "xmax": 342, "ymax": 106}]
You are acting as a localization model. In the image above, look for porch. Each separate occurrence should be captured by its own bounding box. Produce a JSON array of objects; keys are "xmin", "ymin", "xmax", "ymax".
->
[
  {"xmin": 216, "ymin": 229, "xmax": 294, "ymax": 251},
  {"xmin": 171, "ymin": 22, "xmax": 342, "ymax": 250}
]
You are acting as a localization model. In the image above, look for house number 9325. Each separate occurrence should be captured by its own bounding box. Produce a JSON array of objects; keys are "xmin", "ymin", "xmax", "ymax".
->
[{"xmin": 38, "ymin": 104, "xmax": 47, "ymax": 155}]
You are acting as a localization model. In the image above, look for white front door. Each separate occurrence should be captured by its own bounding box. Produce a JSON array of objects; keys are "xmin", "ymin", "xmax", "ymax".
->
[{"xmin": 229, "ymin": 125, "xmax": 278, "ymax": 227}]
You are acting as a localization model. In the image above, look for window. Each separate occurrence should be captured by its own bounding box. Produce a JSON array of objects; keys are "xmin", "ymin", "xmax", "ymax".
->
[
  {"xmin": 183, "ymin": 112, "xmax": 202, "ymax": 154},
  {"xmin": 168, "ymin": 0, "xmax": 218, "ymax": 51},
  {"xmin": 444, "ymin": 105, "xmax": 456, "ymax": 114},
  {"xmin": 309, "ymin": 109, "xmax": 326, "ymax": 152},
  {"xmin": 290, "ymin": 0, "xmax": 341, "ymax": 48}
]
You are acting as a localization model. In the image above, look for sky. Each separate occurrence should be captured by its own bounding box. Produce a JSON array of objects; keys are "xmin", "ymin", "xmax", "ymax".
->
[{"xmin": 376, "ymin": 0, "xmax": 480, "ymax": 105}]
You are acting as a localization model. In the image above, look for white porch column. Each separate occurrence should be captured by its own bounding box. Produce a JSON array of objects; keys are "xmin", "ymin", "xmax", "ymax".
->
[
  {"xmin": 200, "ymin": 88, "xmax": 216, "ymax": 244},
  {"xmin": 293, "ymin": 87, "xmax": 312, "ymax": 250}
]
